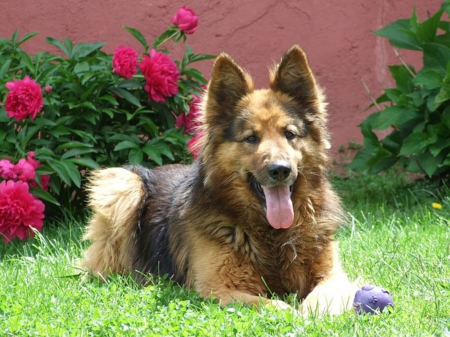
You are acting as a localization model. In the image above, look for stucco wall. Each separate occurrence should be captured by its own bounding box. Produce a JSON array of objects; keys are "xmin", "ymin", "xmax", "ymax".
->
[{"xmin": 0, "ymin": 0, "xmax": 443, "ymax": 161}]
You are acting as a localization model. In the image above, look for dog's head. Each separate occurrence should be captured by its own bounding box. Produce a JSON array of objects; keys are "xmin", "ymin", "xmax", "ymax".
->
[{"xmin": 199, "ymin": 45, "xmax": 330, "ymax": 229}]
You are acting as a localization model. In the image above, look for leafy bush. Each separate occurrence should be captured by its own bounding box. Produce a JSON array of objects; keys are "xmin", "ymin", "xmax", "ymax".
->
[
  {"xmin": 0, "ymin": 6, "xmax": 214, "ymax": 241},
  {"xmin": 348, "ymin": 1, "xmax": 450, "ymax": 178}
]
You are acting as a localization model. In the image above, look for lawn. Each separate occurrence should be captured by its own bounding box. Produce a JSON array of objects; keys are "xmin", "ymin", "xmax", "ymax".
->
[{"xmin": 0, "ymin": 171, "xmax": 449, "ymax": 336}]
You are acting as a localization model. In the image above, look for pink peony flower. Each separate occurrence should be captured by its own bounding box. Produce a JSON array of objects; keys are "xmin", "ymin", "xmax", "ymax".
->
[
  {"xmin": 26, "ymin": 151, "xmax": 40, "ymax": 169},
  {"xmin": 44, "ymin": 85, "xmax": 52, "ymax": 93},
  {"xmin": 0, "ymin": 159, "xmax": 17, "ymax": 180},
  {"xmin": 176, "ymin": 94, "xmax": 202, "ymax": 134},
  {"xmin": 172, "ymin": 6, "xmax": 199, "ymax": 34},
  {"xmin": 139, "ymin": 50, "xmax": 180, "ymax": 103},
  {"xmin": 14, "ymin": 158, "xmax": 36, "ymax": 182},
  {"xmin": 112, "ymin": 45, "xmax": 139, "ymax": 79},
  {"xmin": 0, "ymin": 180, "xmax": 45, "ymax": 243},
  {"xmin": 40, "ymin": 174, "xmax": 50, "ymax": 191},
  {"xmin": 5, "ymin": 76, "xmax": 44, "ymax": 121}
]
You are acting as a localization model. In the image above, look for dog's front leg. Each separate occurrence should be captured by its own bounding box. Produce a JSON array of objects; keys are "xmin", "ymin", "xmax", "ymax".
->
[
  {"xmin": 189, "ymin": 239, "xmax": 298, "ymax": 313},
  {"xmin": 301, "ymin": 241, "xmax": 357, "ymax": 317}
]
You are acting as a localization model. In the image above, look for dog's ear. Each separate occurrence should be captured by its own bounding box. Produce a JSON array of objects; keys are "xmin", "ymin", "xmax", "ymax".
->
[
  {"xmin": 205, "ymin": 53, "xmax": 254, "ymax": 125},
  {"xmin": 270, "ymin": 45, "xmax": 319, "ymax": 105}
]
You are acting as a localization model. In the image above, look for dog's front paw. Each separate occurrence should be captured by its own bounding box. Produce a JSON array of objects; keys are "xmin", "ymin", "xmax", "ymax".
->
[
  {"xmin": 267, "ymin": 299, "xmax": 301, "ymax": 315},
  {"xmin": 301, "ymin": 284, "xmax": 355, "ymax": 317}
]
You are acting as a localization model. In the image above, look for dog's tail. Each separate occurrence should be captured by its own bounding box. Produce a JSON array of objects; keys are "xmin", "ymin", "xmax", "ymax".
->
[{"xmin": 81, "ymin": 167, "xmax": 145, "ymax": 278}]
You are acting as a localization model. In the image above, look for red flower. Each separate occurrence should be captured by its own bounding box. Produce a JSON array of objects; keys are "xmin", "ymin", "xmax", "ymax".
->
[
  {"xmin": 44, "ymin": 85, "xmax": 52, "ymax": 93},
  {"xmin": 14, "ymin": 158, "xmax": 36, "ymax": 182},
  {"xmin": 5, "ymin": 76, "xmax": 44, "ymax": 121},
  {"xmin": 40, "ymin": 174, "xmax": 50, "ymax": 191},
  {"xmin": 0, "ymin": 180, "xmax": 45, "ymax": 243},
  {"xmin": 139, "ymin": 50, "xmax": 179, "ymax": 102},
  {"xmin": 176, "ymin": 94, "xmax": 202, "ymax": 134},
  {"xmin": 112, "ymin": 45, "xmax": 138, "ymax": 79},
  {"xmin": 172, "ymin": 6, "xmax": 198, "ymax": 34},
  {"xmin": 0, "ymin": 159, "xmax": 16, "ymax": 180},
  {"xmin": 26, "ymin": 151, "xmax": 40, "ymax": 170}
]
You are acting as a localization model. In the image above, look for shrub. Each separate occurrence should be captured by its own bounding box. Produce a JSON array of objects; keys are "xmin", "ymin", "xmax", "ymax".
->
[
  {"xmin": 0, "ymin": 6, "xmax": 214, "ymax": 241},
  {"xmin": 348, "ymin": 1, "xmax": 450, "ymax": 178}
]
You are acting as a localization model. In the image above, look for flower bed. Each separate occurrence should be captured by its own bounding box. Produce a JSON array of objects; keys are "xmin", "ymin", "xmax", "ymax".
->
[{"xmin": 0, "ymin": 6, "xmax": 214, "ymax": 242}]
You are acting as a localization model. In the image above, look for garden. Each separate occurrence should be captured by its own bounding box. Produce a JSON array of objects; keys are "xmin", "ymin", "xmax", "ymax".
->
[{"xmin": 1, "ymin": 4, "xmax": 450, "ymax": 337}]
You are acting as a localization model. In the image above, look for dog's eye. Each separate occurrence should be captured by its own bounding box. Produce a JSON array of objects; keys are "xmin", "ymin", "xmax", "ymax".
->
[
  {"xmin": 245, "ymin": 135, "xmax": 258, "ymax": 144},
  {"xmin": 285, "ymin": 131, "xmax": 296, "ymax": 140}
]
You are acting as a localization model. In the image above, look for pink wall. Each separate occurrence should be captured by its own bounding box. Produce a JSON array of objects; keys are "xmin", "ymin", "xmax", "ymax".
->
[{"xmin": 0, "ymin": 0, "xmax": 443, "ymax": 162}]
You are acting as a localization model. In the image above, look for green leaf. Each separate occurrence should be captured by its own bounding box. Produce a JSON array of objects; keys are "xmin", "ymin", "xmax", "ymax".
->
[
  {"xmin": 63, "ymin": 38, "xmax": 73, "ymax": 57},
  {"xmin": 375, "ymin": 18, "xmax": 422, "ymax": 50},
  {"xmin": 36, "ymin": 65, "xmax": 59, "ymax": 83},
  {"xmin": 20, "ymin": 51, "xmax": 35, "ymax": 74},
  {"xmin": 153, "ymin": 142, "xmax": 175, "ymax": 160},
  {"xmin": 17, "ymin": 31, "xmax": 39, "ymax": 46},
  {"xmin": 118, "ymin": 79, "xmax": 144, "ymax": 89},
  {"xmin": 123, "ymin": 26, "xmax": 148, "ymax": 50},
  {"xmin": 29, "ymin": 187, "xmax": 60, "ymax": 206},
  {"xmin": 182, "ymin": 68, "xmax": 208, "ymax": 84},
  {"xmin": 346, "ymin": 149, "xmax": 373, "ymax": 172},
  {"xmin": 74, "ymin": 61, "xmax": 90, "ymax": 75},
  {"xmin": 388, "ymin": 65, "xmax": 414, "ymax": 93},
  {"xmin": 153, "ymin": 27, "xmax": 179, "ymax": 49},
  {"xmin": 109, "ymin": 87, "xmax": 141, "ymax": 108},
  {"xmin": 395, "ymin": 109, "xmax": 423, "ymax": 130},
  {"xmin": 366, "ymin": 148, "xmax": 397, "ymax": 174},
  {"xmin": 20, "ymin": 125, "xmax": 42, "ymax": 148},
  {"xmin": 68, "ymin": 101, "xmax": 98, "ymax": 112},
  {"xmin": 416, "ymin": 151, "xmax": 444, "ymax": 177},
  {"xmin": 35, "ymin": 147, "xmax": 57, "ymax": 158},
  {"xmin": 399, "ymin": 132, "xmax": 430, "ymax": 155},
  {"xmin": 413, "ymin": 69, "xmax": 443, "ymax": 89},
  {"xmin": 430, "ymin": 137, "xmax": 450, "ymax": 156},
  {"xmin": 142, "ymin": 144, "xmax": 163, "ymax": 165},
  {"xmin": 384, "ymin": 89, "xmax": 402, "ymax": 103},
  {"xmin": 47, "ymin": 159, "xmax": 72, "ymax": 186},
  {"xmin": 67, "ymin": 157, "xmax": 101, "ymax": 169},
  {"xmin": 371, "ymin": 106, "xmax": 404, "ymax": 130},
  {"xmin": 55, "ymin": 141, "xmax": 93, "ymax": 152},
  {"xmin": 46, "ymin": 37, "xmax": 70, "ymax": 57},
  {"xmin": 71, "ymin": 42, "xmax": 105, "ymax": 59},
  {"xmin": 128, "ymin": 149, "xmax": 143, "ymax": 164},
  {"xmin": 114, "ymin": 140, "xmax": 140, "ymax": 151},
  {"xmin": 423, "ymin": 43, "xmax": 450, "ymax": 75},
  {"xmin": 11, "ymin": 29, "xmax": 19, "ymax": 45},
  {"xmin": 62, "ymin": 160, "xmax": 82, "ymax": 187},
  {"xmin": 139, "ymin": 117, "xmax": 159, "ymax": 137},
  {"xmin": 434, "ymin": 86, "xmax": 450, "ymax": 108},
  {"xmin": 416, "ymin": 6, "xmax": 444, "ymax": 44},
  {"xmin": 188, "ymin": 53, "xmax": 216, "ymax": 64},
  {"xmin": 61, "ymin": 148, "xmax": 97, "ymax": 160},
  {"xmin": 98, "ymin": 95, "xmax": 119, "ymax": 105},
  {"xmin": 0, "ymin": 59, "xmax": 11, "ymax": 79}
]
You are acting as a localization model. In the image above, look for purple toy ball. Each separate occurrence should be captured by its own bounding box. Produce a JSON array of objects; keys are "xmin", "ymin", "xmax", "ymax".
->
[{"xmin": 353, "ymin": 285, "xmax": 394, "ymax": 314}]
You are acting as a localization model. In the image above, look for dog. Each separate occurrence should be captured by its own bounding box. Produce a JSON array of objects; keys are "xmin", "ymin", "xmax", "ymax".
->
[{"xmin": 81, "ymin": 45, "xmax": 357, "ymax": 316}]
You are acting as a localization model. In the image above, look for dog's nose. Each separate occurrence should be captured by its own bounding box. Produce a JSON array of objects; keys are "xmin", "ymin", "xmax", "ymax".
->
[{"xmin": 267, "ymin": 162, "xmax": 291, "ymax": 181}]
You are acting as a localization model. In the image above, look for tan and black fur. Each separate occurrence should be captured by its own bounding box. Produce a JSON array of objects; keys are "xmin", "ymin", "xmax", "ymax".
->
[{"xmin": 81, "ymin": 45, "xmax": 357, "ymax": 316}]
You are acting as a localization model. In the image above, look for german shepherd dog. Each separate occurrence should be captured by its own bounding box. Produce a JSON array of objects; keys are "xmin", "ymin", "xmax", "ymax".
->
[{"xmin": 81, "ymin": 45, "xmax": 357, "ymax": 316}]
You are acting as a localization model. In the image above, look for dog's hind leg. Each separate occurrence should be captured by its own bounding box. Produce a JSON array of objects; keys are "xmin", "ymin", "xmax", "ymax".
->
[{"xmin": 81, "ymin": 168, "xmax": 145, "ymax": 279}]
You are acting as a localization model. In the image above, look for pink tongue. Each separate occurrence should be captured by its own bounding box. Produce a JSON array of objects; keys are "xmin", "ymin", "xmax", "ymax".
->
[{"xmin": 262, "ymin": 186, "xmax": 294, "ymax": 229}]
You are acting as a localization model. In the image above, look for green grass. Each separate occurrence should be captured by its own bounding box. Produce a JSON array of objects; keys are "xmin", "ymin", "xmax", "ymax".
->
[{"xmin": 1, "ymin": 172, "xmax": 450, "ymax": 336}]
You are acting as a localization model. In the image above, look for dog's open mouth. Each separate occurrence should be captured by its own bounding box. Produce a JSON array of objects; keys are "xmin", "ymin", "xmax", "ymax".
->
[{"xmin": 249, "ymin": 175, "xmax": 294, "ymax": 229}]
